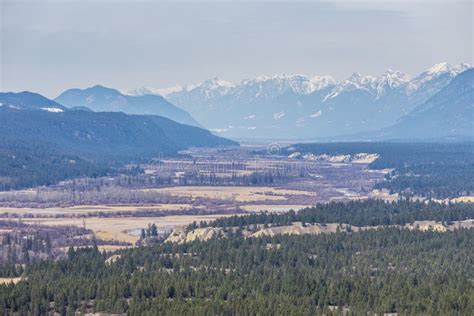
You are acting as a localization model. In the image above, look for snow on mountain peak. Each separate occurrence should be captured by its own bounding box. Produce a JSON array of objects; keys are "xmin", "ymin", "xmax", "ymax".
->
[
  {"xmin": 323, "ymin": 72, "xmax": 377, "ymax": 101},
  {"xmin": 193, "ymin": 77, "xmax": 235, "ymax": 98},
  {"xmin": 323, "ymin": 69, "xmax": 413, "ymax": 101},
  {"xmin": 373, "ymin": 69, "xmax": 411, "ymax": 98},
  {"xmin": 200, "ymin": 77, "xmax": 234, "ymax": 89},
  {"xmin": 122, "ymin": 85, "xmax": 186, "ymax": 97},
  {"xmin": 424, "ymin": 62, "xmax": 471, "ymax": 75},
  {"xmin": 308, "ymin": 75, "xmax": 337, "ymax": 91},
  {"xmin": 124, "ymin": 62, "xmax": 470, "ymax": 102},
  {"xmin": 348, "ymin": 72, "xmax": 377, "ymax": 86},
  {"xmin": 404, "ymin": 62, "xmax": 471, "ymax": 95},
  {"xmin": 237, "ymin": 74, "xmax": 335, "ymax": 99},
  {"xmin": 379, "ymin": 69, "xmax": 410, "ymax": 88},
  {"xmin": 423, "ymin": 62, "xmax": 471, "ymax": 76},
  {"xmin": 427, "ymin": 62, "xmax": 451, "ymax": 74}
]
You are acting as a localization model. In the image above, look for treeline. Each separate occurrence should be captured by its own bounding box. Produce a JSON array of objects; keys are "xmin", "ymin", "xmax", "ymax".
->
[
  {"xmin": 377, "ymin": 163, "xmax": 474, "ymax": 198},
  {"xmin": 290, "ymin": 142, "xmax": 474, "ymax": 198},
  {"xmin": 201, "ymin": 199, "xmax": 474, "ymax": 228},
  {"xmin": 0, "ymin": 231, "xmax": 53, "ymax": 267},
  {"xmin": 173, "ymin": 170, "xmax": 291, "ymax": 186},
  {"xmin": 0, "ymin": 228, "xmax": 472, "ymax": 315},
  {"xmin": 0, "ymin": 185, "xmax": 191, "ymax": 208},
  {"xmin": 0, "ymin": 223, "xmax": 101, "ymax": 266}
]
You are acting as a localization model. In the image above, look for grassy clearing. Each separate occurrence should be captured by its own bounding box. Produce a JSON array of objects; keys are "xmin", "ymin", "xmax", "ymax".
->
[
  {"xmin": 0, "ymin": 204, "xmax": 196, "ymax": 216},
  {"xmin": 22, "ymin": 214, "xmax": 241, "ymax": 243},
  {"xmin": 144, "ymin": 186, "xmax": 315, "ymax": 202}
]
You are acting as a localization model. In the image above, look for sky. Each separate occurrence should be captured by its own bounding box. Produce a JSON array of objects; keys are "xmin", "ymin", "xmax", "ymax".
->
[{"xmin": 1, "ymin": 0, "xmax": 472, "ymax": 98}]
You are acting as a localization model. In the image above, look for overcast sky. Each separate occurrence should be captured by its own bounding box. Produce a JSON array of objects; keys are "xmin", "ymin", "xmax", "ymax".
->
[{"xmin": 1, "ymin": 0, "xmax": 472, "ymax": 98}]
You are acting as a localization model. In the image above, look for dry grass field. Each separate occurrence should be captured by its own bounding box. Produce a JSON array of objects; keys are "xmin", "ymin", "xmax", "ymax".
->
[
  {"xmin": 143, "ymin": 186, "xmax": 316, "ymax": 202},
  {"xmin": 239, "ymin": 204, "xmax": 311, "ymax": 212},
  {"xmin": 0, "ymin": 204, "xmax": 196, "ymax": 216},
  {"xmin": 22, "ymin": 214, "xmax": 241, "ymax": 243}
]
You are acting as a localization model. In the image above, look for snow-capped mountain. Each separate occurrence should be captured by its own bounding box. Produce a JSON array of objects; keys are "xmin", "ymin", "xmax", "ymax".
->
[
  {"xmin": 371, "ymin": 68, "xmax": 474, "ymax": 140},
  {"xmin": 399, "ymin": 62, "xmax": 471, "ymax": 109},
  {"xmin": 192, "ymin": 77, "xmax": 235, "ymax": 98},
  {"xmin": 404, "ymin": 62, "xmax": 470, "ymax": 95},
  {"xmin": 233, "ymin": 74, "xmax": 336, "ymax": 100},
  {"xmin": 122, "ymin": 85, "xmax": 186, "ymax": 97},
  {"xmin": 126, "ymin": 62, "xmax": 471, "ymax": 139},
  {"xmin": 323, "ymin": 73, "xmax": 377, "ymax": 101}
]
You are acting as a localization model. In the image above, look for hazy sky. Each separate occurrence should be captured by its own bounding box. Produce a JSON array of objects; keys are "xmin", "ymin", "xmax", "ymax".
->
[{"xmin": 1, "ymin": 0, "xmax": 472, "ymax": 98}]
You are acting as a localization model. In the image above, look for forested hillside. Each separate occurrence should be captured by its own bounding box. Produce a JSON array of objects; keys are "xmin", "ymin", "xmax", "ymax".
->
[
  {"xmin": 0, "ymin": 138, "xmax": 110, "ymax": 190},
  {"xmin": 202, "ymin": 199, "xmax": 474, "ymax": 228},
  {"xmin": 1, "ymin": 228, "xmax": 472, "ymax": 315},
  {"xmin": 289, "ymin": 142, "xmax": 474, "ymax": 198},
  {"xmin": 0, "ymin": 108, "xmax": 236, "ymax": 160},
  {"xmin": 0, "ymin": 105, "xmax": 237, "ymax": 190}
]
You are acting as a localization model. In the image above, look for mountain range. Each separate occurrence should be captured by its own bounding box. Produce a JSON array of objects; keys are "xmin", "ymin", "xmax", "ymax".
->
[
  {"xmin": 55, "ymin": 85, "xmax": 200, "ymax": 127},
  {"xmin": 1, "ymin": 62, "xmax": 471, "ymax": 144},
  {"xmin": 125, "ymin": 62, "xmax": 471, "ymax": 140}
]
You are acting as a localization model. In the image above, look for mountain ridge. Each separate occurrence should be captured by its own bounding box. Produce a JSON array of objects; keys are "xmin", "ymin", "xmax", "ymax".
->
[
  {"xmin": 0, "ymin": 91, "xmax": 67, "ymax": 112},
  {"xmin": 55, "ymin": 85, "xmax": 201, "ymax": 127},
  {"xmin": 0, "ymin": 91, "xmax": 238, "ymax": 160},
  {"xmin": 378, "ymin": 68, "xmax": 474, "ymax": 139}
]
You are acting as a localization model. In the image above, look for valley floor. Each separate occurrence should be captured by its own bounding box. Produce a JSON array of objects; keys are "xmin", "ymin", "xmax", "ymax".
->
[{"xmin": 0, "ymin": 145, "xmax": 391, "ymax": 250}]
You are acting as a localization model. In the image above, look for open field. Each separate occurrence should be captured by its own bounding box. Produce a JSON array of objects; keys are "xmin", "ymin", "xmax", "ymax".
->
[
  {"xmin": 22, "ymin": 214, "xmax": 240, "ymax": 243},
  {"xmin": 239, "ymin": 204, "xmax": 311, "ymax": 212},
  {"xmin": 143, "ymin": 186, "xmax": 316, "ymax": 202},
  {"xmin": 0, "ymin": 204, "xmax": 196, "ymax": 216}
]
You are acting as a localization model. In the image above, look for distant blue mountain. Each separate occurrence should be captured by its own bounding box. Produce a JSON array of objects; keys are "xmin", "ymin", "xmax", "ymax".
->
[
  {"xmin": 377, "ymin": 68, "xmax": 474, "ymax": 139},
  {"xmin": 0, "ymin": 91, "xmax": 67, "ymax": 112},
  {"xmin": 55, "ymin": 85, "xmax": 200, "ymax": 127}
]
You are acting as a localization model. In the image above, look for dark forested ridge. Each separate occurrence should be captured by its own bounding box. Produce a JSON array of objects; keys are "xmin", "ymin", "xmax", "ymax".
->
[
  {"xmin": 0, "ymin": 104, "xmax": 237, "ymax": 190},
  {"xmin": 290, "ymin": 142, "xmax": 474, "ymax": 198},
  {"xmin": 0, "ymin": 107, "xmax": 236, "ymax": 159},
  {"xmin": 0, "ymin": 228, "xmax": 472, "ymax": 315},
  {"xmin": 0, "ymin": 138, "xmax": 110, "ymax": 190}
]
